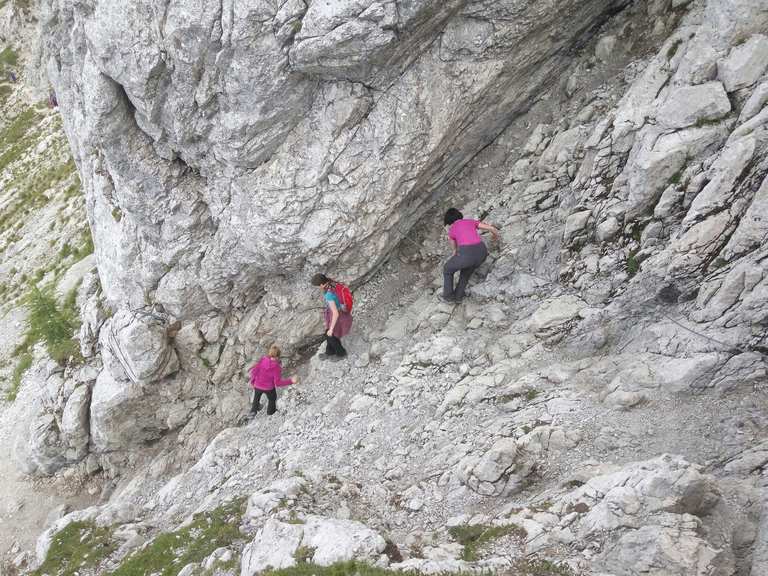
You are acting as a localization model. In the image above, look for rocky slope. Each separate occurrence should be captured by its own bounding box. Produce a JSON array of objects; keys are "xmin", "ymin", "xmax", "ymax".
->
[
  {"xmin": 0, "ymin": 0, "xmax": 102, "ymax": 563},
  {"xmin": 3, "ymin": 0, "xmax": 768, "ymax": 575}
]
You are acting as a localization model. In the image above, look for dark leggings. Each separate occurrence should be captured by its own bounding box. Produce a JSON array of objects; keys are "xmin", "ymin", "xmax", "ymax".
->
[
  {"xmin": 443, "ymin": 242, "xmax": 488, "ymax": 300},
  {"xmin": 325, "ymin": 335, "xmax": 347, "ymax": 356},
  {"xmin": 251, "ymin": 389, "xmax": 277, "ymax": 415}
]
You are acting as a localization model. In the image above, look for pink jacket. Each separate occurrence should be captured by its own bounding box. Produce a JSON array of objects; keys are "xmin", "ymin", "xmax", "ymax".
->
[{"xmin": 249, "ymin": 356, "xmax": 293, "ymax": 391}]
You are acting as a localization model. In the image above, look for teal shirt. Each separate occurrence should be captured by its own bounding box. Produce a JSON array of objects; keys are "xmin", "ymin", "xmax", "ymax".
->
[{"xmin": 324, "ymin": 291, "xmax": 341, "ymax": 309}]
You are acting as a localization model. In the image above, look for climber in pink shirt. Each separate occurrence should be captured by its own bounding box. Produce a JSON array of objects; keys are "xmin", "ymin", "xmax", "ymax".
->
[
  {"xmin": 442, "ymin": 208, "xmax": 500, "ymax": 302},
  {"xmin": 247, "ymin": 344, "xmax": 298, "ymax": 418}
]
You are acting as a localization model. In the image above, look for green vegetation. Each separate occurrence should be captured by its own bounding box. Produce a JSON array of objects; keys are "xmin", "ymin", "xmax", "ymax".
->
[
  {"xmin": 0, "ymin": 107, "xmax": 41, "ymax": 173},
  {"xmin": 32, "ymin": 521, "xmax": 116, "ymax": 576},
  {"xmin": 294, "ymin": 545, "xmax": 316, "ymax": 564},
  {"xmin": 448, "ymin": 523, "xmax": 527, "ymax": 561},
  {"xmin": 7, "ymin": 351, "xmax": 32, "ymax": 401},
  {"xmin": 710, "ymin": 257, "xmax": 728, "ymax": 270},
  {"xmin": 15, "ymin": 285, "xmax": 81, "ymax": 365},
  {"xmin": 666, "ymin": 38, "xmax": 683, "ymax": 60},
  {"xmin": 694, "ymin": 116, "xmax": 722, "ymax": 128},
  {"xmin": 511, "ymin": 559, "xmax": 575, "ymax": 576},
  {"xmin": 200, "ymin": 555, "xmax": 240, "ymax": 576},
  {"xmin": 261, "ymin": 559, "xmax": 571, "ymax": 576},
  {"xmin": 111, "ymin": 207, "xmax": 123, "ymax": 222},
  {"xmin": 262, "ymin": 562, "xmax": 422, "ymax": 576},
  {"xmin": 0, "ymin": 83, "xmax": 12, "ymax": 107},
  {"xmin": 497, "ymin": 388, "xmax": 539, "ymax": 404},
  {"xmin": 0, "ymin": 46, "xmax": 18, "ymax": 72},
  {"xmin": 111, "ymin": 498, "xmax": 246, "ymax": 576},
  {"xmin": 627, "ymin": 249, "xmax": 640, "ymax": 277},
  {"xmin": 669, "ymin": 168, "xmax": 684, "ymax": 186}
]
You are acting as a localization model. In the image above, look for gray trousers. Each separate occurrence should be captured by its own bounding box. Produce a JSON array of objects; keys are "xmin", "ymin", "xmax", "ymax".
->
[{"xmin": 443, "ymin": 242, "xmax": 488, "ymax": 300}]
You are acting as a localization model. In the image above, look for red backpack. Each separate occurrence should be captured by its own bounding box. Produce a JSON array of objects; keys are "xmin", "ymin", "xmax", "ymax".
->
[{"xmin": 333, "ymin": 282, "xmax": 354, "ymax": 313}]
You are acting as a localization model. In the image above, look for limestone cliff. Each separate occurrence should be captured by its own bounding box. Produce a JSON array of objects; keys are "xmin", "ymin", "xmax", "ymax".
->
[{"xmin": 3, "ymin": 0, "xmax": 768, "ymax": 574}]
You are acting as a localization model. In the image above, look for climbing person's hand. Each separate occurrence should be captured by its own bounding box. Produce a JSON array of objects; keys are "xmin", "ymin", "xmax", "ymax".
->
[
  {"xmin": 326, "ymin": 329, "xmax": 333, "ymax": 337},
  {"xmin": 292, "ymin": 376, "xmax": 299, "ymax": 384}
]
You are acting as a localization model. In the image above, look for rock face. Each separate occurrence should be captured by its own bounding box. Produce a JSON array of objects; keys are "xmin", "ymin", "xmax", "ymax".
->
[
  {"xmin": 18, "ymin": 0, "xmax": 768, "ymax": 574},
  {"xmin": 40, "ymin": 0, "xmax": 629, "ymax": 321}
]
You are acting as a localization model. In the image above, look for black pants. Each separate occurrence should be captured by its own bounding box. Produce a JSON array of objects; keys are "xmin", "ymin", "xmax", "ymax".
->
[
  {"xmin": 443, "ymin": 242, "xmax": 488, "ymax": 300},
  {"xmin": 251, "ymin": 388, "xmax": 277, "ymax": 415},
  {"xmin": 325, "ymin": 335, "xmax": 347, "ymax": 356}
]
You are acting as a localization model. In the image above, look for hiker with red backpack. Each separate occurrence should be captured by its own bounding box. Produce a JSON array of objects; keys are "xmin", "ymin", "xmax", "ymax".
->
[
  {"xmin": 311, "ymin": 273, "xmax": 353, "ymax": 360},
  {"xmin": 247, "ymin": 344, "xmax": 298, "ymax": 418}
]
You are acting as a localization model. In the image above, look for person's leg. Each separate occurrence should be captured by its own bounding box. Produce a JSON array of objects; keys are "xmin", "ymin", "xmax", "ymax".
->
[
  {"xmin": 443, "ymin": 254, "xmax": 464, "ymax": 299},
  {"xmin": 454, "ymin": 244, "xmax": 488, "ymax": 300},
  {"xmin": 250, "ymin": 390, "xmax": 263, "ymax": 415},
  {"xmin": 332, "ymin": 336, "xmax": 347, "ymax": 357},
  {"xmin": 266, "ymin": 389, "xmax": 278, "ymax": 415},
  {"xmin": 323, "ymin": 335, "xmax": 338, "ymax": 356},
  {"xmin": 326, "ymin": 336, "xmax": 347, "ymax": 357}
]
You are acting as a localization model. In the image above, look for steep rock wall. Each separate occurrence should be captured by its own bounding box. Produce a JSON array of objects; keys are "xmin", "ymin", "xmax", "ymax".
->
[{"xmin": 42, "ymin": 0, "xmax": 630, "ymax": 321}]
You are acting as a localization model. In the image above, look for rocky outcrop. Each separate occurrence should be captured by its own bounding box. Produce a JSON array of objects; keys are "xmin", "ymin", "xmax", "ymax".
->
[
  {"xmin": 14, "ymin": 0, "xmax": 768, "ymax": 574},
  {"xmin": 40, "ymin": 0, "xmax": 630, "ymax": 323}
]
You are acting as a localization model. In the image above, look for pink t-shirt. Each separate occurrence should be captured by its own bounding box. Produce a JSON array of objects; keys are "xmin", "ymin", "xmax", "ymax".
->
[{"xmin": 448, "ymin": 219, "xmax": 482, "ymax": 246}]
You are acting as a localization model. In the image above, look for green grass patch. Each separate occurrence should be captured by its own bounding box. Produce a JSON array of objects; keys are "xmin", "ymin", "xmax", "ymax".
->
[
  {"xmin": 0, "ymin": 158, "xmax": 79, "ymax": 236},
  {"xmin": 448, "ymin": 523, "xmax": 527, "ymax": 561},
  {"xmin": 111, "ymin": 498, "xmax": 246, "ymax": 576},
  {"xmin": 0, "ymin": 83, "xmax": 12, "ymax": 106},
  {"xmin": 7, "ymin": 351, "xmax": 32, "ymax": 401},
  {"xmin": 0, "ymin": 107, "xmax": 41, "ymax": 172},
  {"xmin": 0, "ymin": 46, "xmax": 18, "ymax": 72},
  {"xmin": 262, "ymin": 561, "xmax": 422, "ymax": 576},
  {"xmin": 294, "ymin": 545, "xmax": 316, "ymax": 564},
  {"xmin": 666, "ymin": 38, "xmax": 683, "ymax": 60},
  {"xmin": 511, "ymin": 558, "xmax": 576, "ymax": 575},
  {"xmin": 627, "ymin": 249, "xmax": 640, "ymax": 277},
  {"xmin": 15, "ymin": 285, "xmax": 81, "ymax": 365},
  {"xmin": 32, "ymin": 521, "xmax": 117, "ymax": 576}
]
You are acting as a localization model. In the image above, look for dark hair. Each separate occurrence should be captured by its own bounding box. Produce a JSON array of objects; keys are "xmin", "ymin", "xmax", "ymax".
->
[
  {"xmin": 311, "ymin": 273, "xmax": 331, "ymax": 286},
  {"xmin": 443, "ymin": 208, "xmax": 463, "ymax": 226}
]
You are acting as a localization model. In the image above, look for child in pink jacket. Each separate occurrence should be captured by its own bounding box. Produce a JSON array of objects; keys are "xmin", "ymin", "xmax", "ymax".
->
[{"xmin": 248, "ymin": 345, "xmax": 298, "ymax": 418}]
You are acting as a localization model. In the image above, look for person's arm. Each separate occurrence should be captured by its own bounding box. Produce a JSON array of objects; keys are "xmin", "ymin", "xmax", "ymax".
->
[
  {"xmin": 249, "ymin": 364, "xmax": 259, "ymax": 387},
  {"xmin": 273, "ymin": 364, "xmax": 296, "ymax": 387},
  {"xmin": 449, "ymin": 237, "xmax": 458, "ymax": 256},
  {"xmin": 327, "ymin": 300, "xmax": 339, "ymax": 336},
  {"xmin": 478, "ymin": 221, "xmax": 500, "ymax": 241}
]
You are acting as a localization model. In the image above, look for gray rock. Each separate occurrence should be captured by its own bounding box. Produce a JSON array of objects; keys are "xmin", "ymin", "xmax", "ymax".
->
[
  {"xmin": 101, "ymin": 311, "xmax": 179, "ymax": 384},
  {"xmin": 241, "ymin": 516, "xmax": 385, "ymax": 576},
  {"xmin": 60, "ymin": 384, "xmax": 91, "ymax": 457},
  {"xmin": 595, "ymin": 35, "xmax": 618, "ymax": 63},
  {"xmin": 718, "ymin": 34, "xmax": 768, "ymax": 92},
  {"xmin": 657, "ymin": 82, "xmax": 731, "ymax": 129},
  {"xmin": 89, "ymin": 369, "xmax": 169, "ymax": 452}
]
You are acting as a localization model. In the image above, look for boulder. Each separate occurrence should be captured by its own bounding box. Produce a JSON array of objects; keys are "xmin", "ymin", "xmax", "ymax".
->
[
  {"xmin": 527, "ymin": 295, "xmax": 585, "ymax": 333},
  {"xmin": 240, "ymin": 520, "xmax": 304, "ymax": 575},
  {"xmin": 240, "ymin": 516, "xmax": 385, "ymax": 576},
  {"xmin": 89, "ymin": 369, "xmax": 169, "ymax": 452},
  {"xmin": 718, "ymin": 34, "xmax": 768, "ymax": 92},
  {"xmin": 60, "ymin": 384, "xmax": 91, "ymax": 456},
  {"xmin": 101, "ymin": 311, "xmax": 179, "ymax": 384},
  {"xmin": 657, "ymin": 82, "xmax": 731, "ymax": 129}
]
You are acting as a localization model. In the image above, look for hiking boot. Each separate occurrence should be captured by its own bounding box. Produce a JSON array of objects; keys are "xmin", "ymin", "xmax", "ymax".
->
[
  {"xmin": 318, "ymin": 352, "xmax": 335, "ymax": 360},
  {"xmin": 246, "ymin": 411, "xmax": 257, "ymax": 420},
  {"xmin": 438, "ymin": 294, "xmax": 456, "ymax": 304}
]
